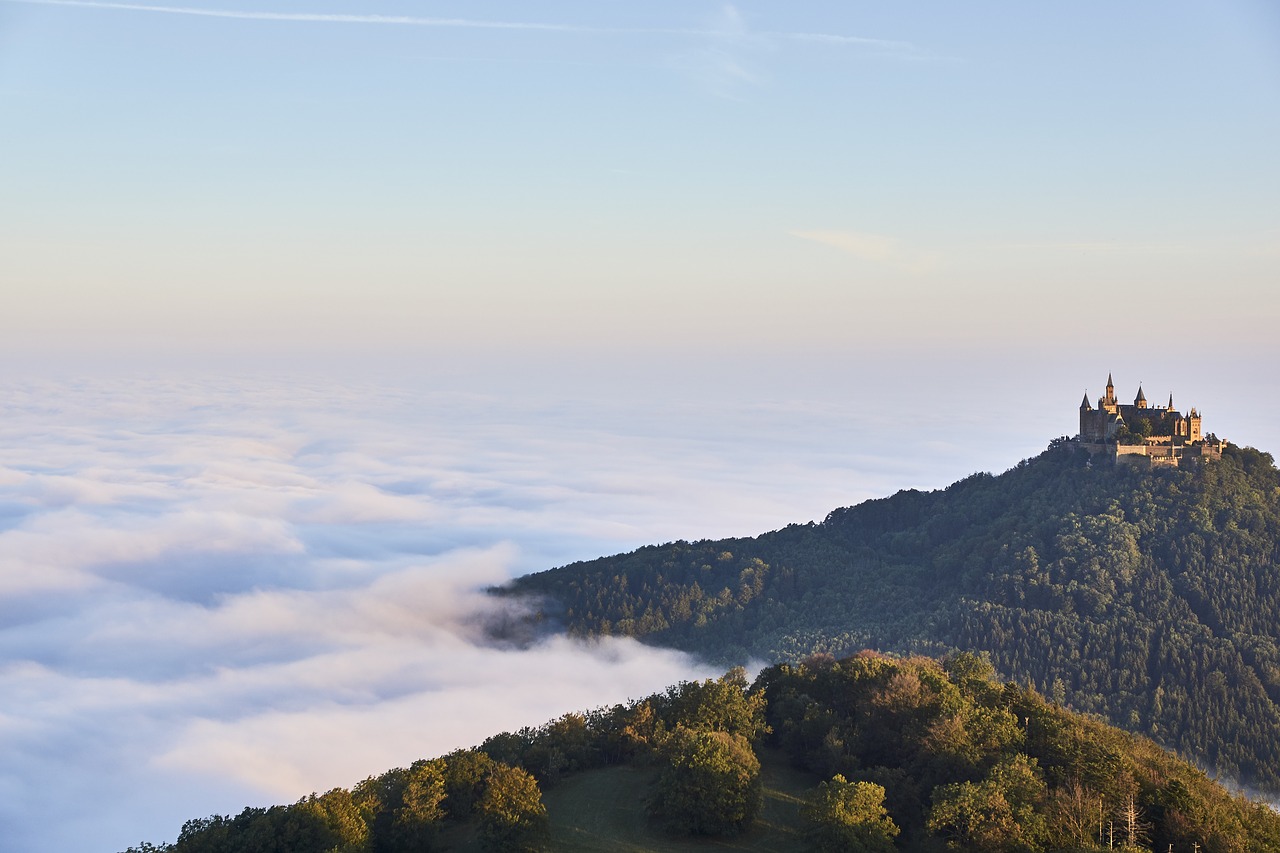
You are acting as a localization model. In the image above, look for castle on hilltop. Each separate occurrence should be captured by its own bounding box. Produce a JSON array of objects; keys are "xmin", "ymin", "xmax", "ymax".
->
[{"xmin": 1077, "ymin": 374, "xmax": 1225, "ymax": 467}]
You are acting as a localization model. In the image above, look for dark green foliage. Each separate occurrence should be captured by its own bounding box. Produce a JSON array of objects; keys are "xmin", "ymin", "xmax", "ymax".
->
[
  {"xmin": 129, "ymin": 655, "xmax": 1280, "ymax": 852},
  {"xmin": 504, "ymin": 443, "xmax": 1280, "ymax": 793},
  {"xmin": 473, "ymin": 668, "xmax": 772, "ymax": 840},
  {"xmin": 441, "ymin": 748, "xmax": 496, "ymax": 818},
  {"xmin": 390, "ymin": 760, "xmax": 447, "ymax": 850},
  {"xmin": 647, "ymin": 725, "xmax": 762, "ymax": 836},
  {"xmin": 167, "ymin": 752, "xmax": 536, "ymax": 853},
  {"xmin": 800, "ymin": 775, "xmax": 899, "ymax": 852},
  {"xmin": 926, "ymin": 754, "xmax": 1049, "ymax": 852},
  {"xmin": 760, "ymin": 653, "xmax": 1280, "ymax": 852},
  {"xmin": 168, "ymin": 791, "xmax": 367, "ymax": 853},
  {"xmin": 468, "ymin": 667, "xmax": 769, "ymax": 792},
  {"xmin": 287, "ymin": 789, "xmax": 368, "ymax": 853},
  {"xmin": 647, "ymin": 666, "xmax": 770, "ymax": 744},
  {"xmin": 476, "ymin": 764, "xmax": 549, "ymax": 852}
]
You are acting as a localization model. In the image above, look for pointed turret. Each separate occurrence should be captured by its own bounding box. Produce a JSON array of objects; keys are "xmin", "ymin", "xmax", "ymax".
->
[
  {"xmin": 1188, "ymin": 406, "xmax": 1203, "ymax": 442},
  {"xmin": 1168, "ymin": 393, "xmax": 1174, "ymax": 411},
  {"xmin": 1135, "ymin": 385, "xmax": 1147, "ymax": 409},
  {"xmin": 1080, "ymin": 392, "xmax": 1092, "ymax": 411}
]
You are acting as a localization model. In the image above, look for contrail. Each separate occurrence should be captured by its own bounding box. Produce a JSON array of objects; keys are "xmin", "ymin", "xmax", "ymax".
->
[
  {"xmin": 2, "ymin": 0, "xmax": 596, "ymax": 30},
  {"xmin": 0, "ymin": 0, "xmax": 922, "ymax": 54}
]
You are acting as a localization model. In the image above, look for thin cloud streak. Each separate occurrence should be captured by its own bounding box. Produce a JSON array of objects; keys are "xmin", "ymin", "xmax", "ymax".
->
[
  {"xmin": 3, "ymin": 0, "xmax": 922, "ymax": 55},
  {"xmin": 776, "ymin": 31, "xmax": 925, "ymax": 55},
  {"xmin": 3, "ymin": 0, "xmax": 594, "ymax": 29},
  {"xmin": 789, "ymin": 228, "xmax": 941, "ymax": 274}
]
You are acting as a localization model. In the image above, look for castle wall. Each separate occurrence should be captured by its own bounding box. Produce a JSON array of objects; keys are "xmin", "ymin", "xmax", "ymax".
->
[{"xmin": 1115, "ymin": 444, "xmax": 1150, "ymax": 458}]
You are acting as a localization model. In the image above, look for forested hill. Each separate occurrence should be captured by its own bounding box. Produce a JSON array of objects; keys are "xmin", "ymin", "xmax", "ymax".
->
[
  {"xmin": 127, "ymin": 654, "xmax": 1280, "ymax": 852},
  {"xmin": 502, "ymin": 441, "xmax": 1280, "ymax": 794}
]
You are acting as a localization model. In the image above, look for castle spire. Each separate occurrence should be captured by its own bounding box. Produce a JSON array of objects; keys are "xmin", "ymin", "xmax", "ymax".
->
[
  {"xmin": 1081, "ymin": 392, "xmax": 1092, "ymax": 410},
  {"xmin": 1135, "ymin": 385, "xmax": 1147, "ymax": 408},
  {"xmin": 1168, "ymin": 393, "xmax": 1174, "ymax": 411}
]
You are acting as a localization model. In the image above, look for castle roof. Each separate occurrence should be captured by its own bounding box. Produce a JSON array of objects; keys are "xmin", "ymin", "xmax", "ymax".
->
[{"xmin": 1076, "ymin": 379, "xmax": 1216, "ymax": 457}]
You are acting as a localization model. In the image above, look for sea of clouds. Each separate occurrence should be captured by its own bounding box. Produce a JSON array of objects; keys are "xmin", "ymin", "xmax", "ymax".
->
[{"xmin": 5, "ymin": 359, "xmax": 1255, "ymax": 852}]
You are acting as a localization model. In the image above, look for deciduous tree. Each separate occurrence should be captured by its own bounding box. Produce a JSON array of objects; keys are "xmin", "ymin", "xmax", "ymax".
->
[
  {"xmin": 800, "ymin": 775, "xmax": 899, "ymax": 853},
  {"xmin": 477, "ymin": 764, "xmax": 548, "ymax": 853},
  {"xmin": 648, "ymin": 725, "xmax": 761, "ymax": 836}
]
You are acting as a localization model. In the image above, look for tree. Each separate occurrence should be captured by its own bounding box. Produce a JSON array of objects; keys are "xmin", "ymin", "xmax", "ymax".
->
[
  {"xmin": 929, "ymin": 778, "xmax": 1021, "ymax": 852},
  {"xmin": 648, "ymin": 725, "xmax": 762, "ymax": 836},
  {"xmin": 1047, "ymin": 779, "xmax": 1105, "ymax": 849},
  {"xmin": 477, "ymin": 764, "xmax": 548, "ymax": 853},
  {"xmin": 927, "ymin": 754, "xmax": 1048, "ymax": 852},
  {"xmin": 287, "ymin": 789, "xmax": 369, "ymax": 853},
  {"xmin": 800, "ymin": 776, "xmax": 899, "ymax": 853},
  {"xmin": 387, "ymin": 760, "xmax": 446, "ymax": 851},
  {"xmin": 441, "ymin": 749, "xmax": 495, "ymax": 819},
  {"xmin": 351, "ymin": 768, "xmax": 407, "ymax": 852},
  {"xmin": 173, "ymin": 816, "xmax": 231, "ymax": 853},
  {"xmin": 653, "ymin": 668, "xmax": 769, "ymax": 743},
  {"xmin": 1117, "ymin": 792, "xmax": 1152, "ymax": 851}
]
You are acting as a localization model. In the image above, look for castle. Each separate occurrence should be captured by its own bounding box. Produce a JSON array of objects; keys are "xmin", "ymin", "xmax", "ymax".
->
[{"xmin": 1077, "ymin": 374, "xmax": 1225, "ymax": 467}]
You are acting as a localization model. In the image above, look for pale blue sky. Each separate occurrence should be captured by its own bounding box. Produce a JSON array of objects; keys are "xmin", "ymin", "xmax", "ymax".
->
[{"xmin": 2, "ymin": 1, "xmax": 1277, "ymax": 361}]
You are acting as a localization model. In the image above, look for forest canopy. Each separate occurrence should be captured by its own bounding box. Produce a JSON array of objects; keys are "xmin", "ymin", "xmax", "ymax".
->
[
  {"xmin": 123, "ymin": 654, "xmax": 1280, "ymax": 852},
  {"xmin": 503, "ymin": 442, "xmax": 1280, "ymax": 794}
]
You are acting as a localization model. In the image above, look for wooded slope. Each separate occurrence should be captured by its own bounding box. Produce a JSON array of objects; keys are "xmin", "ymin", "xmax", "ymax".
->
[
  {"xmin": 126, "ymin": 653, "xmax": 1280, "ymax": 852},
  {"xmin": 504, "ymin": 442, "xmax": 1280, "ymax": 793}
]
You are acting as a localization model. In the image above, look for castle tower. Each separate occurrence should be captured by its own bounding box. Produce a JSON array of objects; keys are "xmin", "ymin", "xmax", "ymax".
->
[
  {"xmin": 1135, "ymin": 385, "xmax": 1147, "ymax": 409},
  {"xmin": 1079, "ymin": 392, "xmax": 1096, "ymax": 439},
  {"xmin": 1189, "ymin": 408, "xmax": 1202, "ymax": 442},
  {"xmin": 1101, "ymin": 373, "xmax": 1118, "ymax": 413}
]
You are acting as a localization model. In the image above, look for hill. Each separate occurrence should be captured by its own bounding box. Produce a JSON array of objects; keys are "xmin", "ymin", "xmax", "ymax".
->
[
  {"xmin": 502, "ymin": 441, "xmax": 1280, "ymax": 794},
  {"xmin": 125, "ymin": 654, "xmax": 1280, "ymax": 852}
]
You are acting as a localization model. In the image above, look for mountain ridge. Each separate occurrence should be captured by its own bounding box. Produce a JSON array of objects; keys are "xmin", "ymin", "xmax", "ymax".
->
[{"xmin": 501, "ymin": 440, "xmax": 1280, "ymax": 794}]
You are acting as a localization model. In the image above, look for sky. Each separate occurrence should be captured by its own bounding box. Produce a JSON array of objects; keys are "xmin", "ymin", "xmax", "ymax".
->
[
  {"xmin": 1, "ymin": 0, "xmax": 1277, "ymax": 362},
  {"xmin": 1, "ymin": 2, "xmax": 1279, "ymax": 851}
]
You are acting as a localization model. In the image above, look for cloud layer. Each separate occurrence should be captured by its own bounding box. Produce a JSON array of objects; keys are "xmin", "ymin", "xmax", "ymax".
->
[
  {"xmin": 0, "ymin": 365, "xmax": 991, "ymax": 853},
  {"xmin": 0, "ymin": 374, "xmax": 737, "ymax": 852},
  {"xmin": 3, "ymin": 359, "xmax": 1230, "ymax": 853},
  {"xmin": 4, "ymin": 0, "xmax": 923, "ymax": 54}
]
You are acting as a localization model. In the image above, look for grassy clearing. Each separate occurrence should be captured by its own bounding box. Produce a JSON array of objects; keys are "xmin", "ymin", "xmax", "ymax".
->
[{"xmin": 541, "ymin": 749, "xmax": 819, "ymax": 853}]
